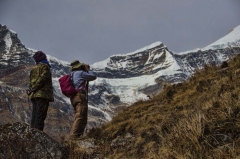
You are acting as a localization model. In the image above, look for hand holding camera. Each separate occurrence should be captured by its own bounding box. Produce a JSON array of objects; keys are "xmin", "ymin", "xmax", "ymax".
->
[{"xmin": 26, "ymin": 88, "xmax": 35, "ymax": 96}]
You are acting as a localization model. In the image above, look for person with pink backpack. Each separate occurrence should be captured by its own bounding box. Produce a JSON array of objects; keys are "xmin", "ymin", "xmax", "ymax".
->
[{"xmin": 66, "ymin": 60, "xmax": 96, "ymax": 140}]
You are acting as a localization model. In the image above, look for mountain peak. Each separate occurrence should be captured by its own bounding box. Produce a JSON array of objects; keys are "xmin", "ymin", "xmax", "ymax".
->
[
  {"xmin": 177, "ymin": 24, "xmax": 240, "ymax": 55},
  {"xmin": 91, "ymin": 41, "xmax": 170, "ymax": 78},
  {"xmin": 204, "ymin": 24, "xmax": 240, "ymax": 50},
  {"xmin": 92, "ymin": 41, "xmax": 165, "ymax": 68},
  {"xmin": 0, "ymin": 24, "xmax": 17, "ymax": 35},
  {"xmin": 114, "ymin": 41, "xmax": 163, "ymax": 57}
]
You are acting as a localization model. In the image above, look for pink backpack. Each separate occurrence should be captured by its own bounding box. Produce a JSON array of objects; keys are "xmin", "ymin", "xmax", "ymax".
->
[{"xmin": 59, "ymin": 72, "xmax": 79, "ymax": 98}]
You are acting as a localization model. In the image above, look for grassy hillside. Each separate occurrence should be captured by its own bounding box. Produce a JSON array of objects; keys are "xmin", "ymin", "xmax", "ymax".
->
[{"xmin": 70, "ymin": 53, "xmax": 240, "ymax": 159}]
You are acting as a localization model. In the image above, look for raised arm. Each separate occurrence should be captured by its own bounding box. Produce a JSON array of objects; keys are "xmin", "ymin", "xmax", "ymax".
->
[{"xmin": 81, "ymin": 70, "xmax": 97, "ymax": 81}]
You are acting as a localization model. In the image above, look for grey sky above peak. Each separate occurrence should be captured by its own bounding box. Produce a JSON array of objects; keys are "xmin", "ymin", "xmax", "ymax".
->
[{"xmin": 0, "ymin": 0, "xmax": 240, "ymax": 64}]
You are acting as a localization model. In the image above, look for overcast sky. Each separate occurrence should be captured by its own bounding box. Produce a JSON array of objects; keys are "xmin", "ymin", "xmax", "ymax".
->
[{"xmin": 0, "ymin": 0, "xmax": 240, "ymax": 64}]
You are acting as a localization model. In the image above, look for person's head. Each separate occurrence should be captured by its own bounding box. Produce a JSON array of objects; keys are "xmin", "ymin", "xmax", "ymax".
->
[
  {"xmin": 33, "ymin": 51, "xmax": 47, "ymax": 62},
  {"xmin": 70, "ymin": 60, "xmax": 86, "ymax": 71}
]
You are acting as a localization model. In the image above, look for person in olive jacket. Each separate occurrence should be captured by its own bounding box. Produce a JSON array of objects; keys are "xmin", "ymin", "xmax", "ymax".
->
[{"xmin": 27, "ymin": 51, "xmax": 54, "ymax": 131}]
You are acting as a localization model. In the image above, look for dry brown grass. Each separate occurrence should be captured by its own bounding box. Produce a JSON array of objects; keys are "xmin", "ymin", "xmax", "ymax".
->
[{"xmin": 76, "ymin": 53, "xmax": 240, "ymax": 159}]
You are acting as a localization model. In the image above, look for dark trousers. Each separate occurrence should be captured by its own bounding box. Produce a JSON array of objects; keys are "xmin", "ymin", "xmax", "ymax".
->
[
  {"xmin": 31, "ymin": 98, "xmax": 49, "ymax": 131},
  {"xmin": 69, "ymin": 92, "xmax": 88, "ymax": 139}
]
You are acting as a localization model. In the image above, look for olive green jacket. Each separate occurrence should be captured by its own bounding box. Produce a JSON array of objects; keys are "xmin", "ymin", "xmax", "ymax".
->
[{"xmin": 29, "ymin": 62, "xmax": 54, "ymax": 102}]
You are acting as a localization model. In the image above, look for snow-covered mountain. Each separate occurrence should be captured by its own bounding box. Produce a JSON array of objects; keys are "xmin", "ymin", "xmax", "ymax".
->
[
  {"xmin": 89, "ymin": 25, "xmax": 240, "ymax": 108},
  {"xmin": 0, "ymin": 24, "xmax": 240, "ymax": 140}
]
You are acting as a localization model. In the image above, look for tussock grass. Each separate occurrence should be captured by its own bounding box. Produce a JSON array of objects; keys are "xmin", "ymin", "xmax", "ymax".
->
[{"xmin": 80, "ymin": 53, "xmax": 240, "ymax": 159}]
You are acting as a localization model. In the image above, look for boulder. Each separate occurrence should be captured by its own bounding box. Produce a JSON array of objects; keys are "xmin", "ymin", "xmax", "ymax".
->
[{"xmin": 0, "ymin": 122, "xmax": 69, "ymax": 159}]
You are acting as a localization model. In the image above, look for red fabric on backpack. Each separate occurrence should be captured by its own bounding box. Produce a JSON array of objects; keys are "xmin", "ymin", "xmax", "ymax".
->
[{"xmin": 59, "ymin": 73, "xmax": 79, "ymax": 98}]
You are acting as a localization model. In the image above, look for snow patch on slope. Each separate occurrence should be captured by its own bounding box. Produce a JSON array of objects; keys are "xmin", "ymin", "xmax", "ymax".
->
[
  {"xmin": 3, "ymin": 32, "xmax": 12, "ymax": 58},
  {"xmin": 89, "ymin": 105, "xmax": 112, "ymax": 121},
  {"xmin": 91, "ymin": 58, "xmax": 109, "ymax": 69},
  {"xmin": 91, "ymin": 56, "xmax": 181, "ymax": 104},
  {"xmin": 4, "ymin": 32, "xmax": 12, "ymax": 49},
  {"xmin": 47, "ymin": 54, "xmax": 70, "ymax": 66},
  {"xmin": 9, "ymin": 29, "xmax": 17, "ymax": 34}
]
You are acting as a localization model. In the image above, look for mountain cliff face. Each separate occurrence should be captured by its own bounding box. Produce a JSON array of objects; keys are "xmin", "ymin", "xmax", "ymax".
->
[
  {"xmin": 0, "ymin": 25, "xmax": 32, "ymax": 68},
  {"xmin": 92, "ymin": 43, "xmax": 173, "ymax": 78},
  {"xmin": 0, "ymin": 24, "xmax": 240, "ymax": 141}
]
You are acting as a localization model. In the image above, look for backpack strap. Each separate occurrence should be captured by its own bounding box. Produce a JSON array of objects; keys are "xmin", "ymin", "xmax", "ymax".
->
[
  {"xmin": 70, "ymin": 71, "xmax": 77, "ymax": 89},
  {"xmin": 70, "ymin": 71, "xmax": 84, "ymax": 90}
]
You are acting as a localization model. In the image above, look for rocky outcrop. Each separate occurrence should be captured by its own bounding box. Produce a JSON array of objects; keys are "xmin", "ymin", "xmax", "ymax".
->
[{"xmin": 0, "ymin": 122, "xmax": 69, "ymax": 159}]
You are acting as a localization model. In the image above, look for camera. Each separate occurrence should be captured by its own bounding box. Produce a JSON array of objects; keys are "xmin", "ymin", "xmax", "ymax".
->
[
  {"xmin": 84, "ymin": 64, "xmax": 90, "ymax": 71},
  {"xmin": 86, "ymin": 64, "xmax": 90, "ymax": 69}
]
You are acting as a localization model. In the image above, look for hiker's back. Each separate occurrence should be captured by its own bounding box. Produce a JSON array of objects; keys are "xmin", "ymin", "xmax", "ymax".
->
[{"xmin": 29, "ymin": 62, "xmax": 54, "ymax": 101}]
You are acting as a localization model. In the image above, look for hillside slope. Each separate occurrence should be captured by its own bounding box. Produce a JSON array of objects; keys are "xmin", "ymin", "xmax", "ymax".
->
[{"xmin": 73, "ymin": 53, "xmax": 240, "ymax": 159}]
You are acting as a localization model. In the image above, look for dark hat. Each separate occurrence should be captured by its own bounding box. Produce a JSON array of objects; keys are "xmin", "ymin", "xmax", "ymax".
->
[
  {"xmin": 33, "ymin": 51, "xmax": 47, "ymax": 62},
  {"xmin": 70, "ymin": 60, "xmax": 84, "ymax": 70}
]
